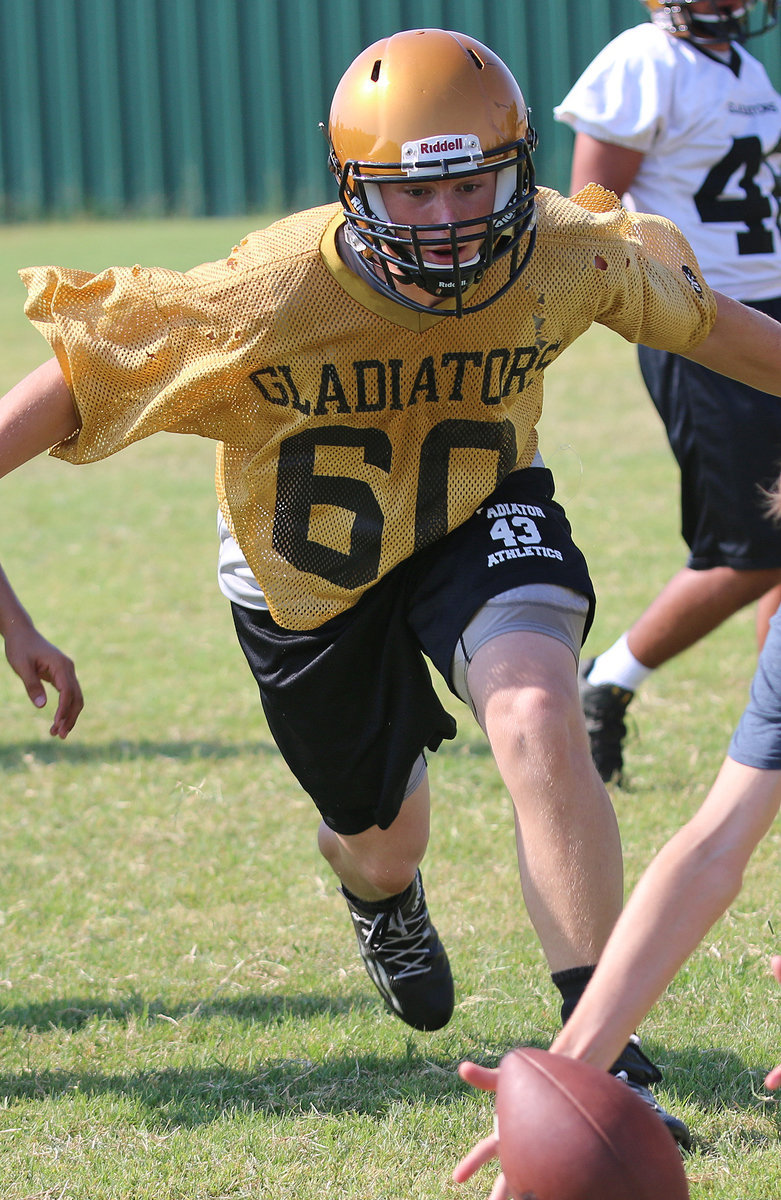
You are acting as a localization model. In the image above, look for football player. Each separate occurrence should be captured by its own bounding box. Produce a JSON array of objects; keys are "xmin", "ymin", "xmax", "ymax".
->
[
  {"xmin": 556, "ymin": 0, "xmax": 781, "ymax": 785},
  {"xmin": 3, "ymin": 26, "xmax": 781, "ymax": 1157},
  {"xmin": 0, "ymin": 561, "xmax": 82, "ymax": 737}
]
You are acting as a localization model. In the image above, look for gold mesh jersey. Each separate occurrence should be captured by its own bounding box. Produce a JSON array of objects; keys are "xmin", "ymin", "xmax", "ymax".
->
[{"xmin": 22, "ymin": 184, "xmax": 716, "ymax": 630}]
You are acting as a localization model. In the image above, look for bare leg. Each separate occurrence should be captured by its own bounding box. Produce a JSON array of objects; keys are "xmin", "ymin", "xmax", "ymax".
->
[
  {"xmin": 627, "ymin": 566, "xmax": 781, "ymax": 668},
  {"xmin": 317, "ymin": 774, "xmax": 430, "ymax": 900},
  {"xmin": 467, "ymin": 630, "xmax": 623, "ymax": 973},
  {"xmin": 318, "ymin": 773, "xmax": 453, "ymax": 1031}
]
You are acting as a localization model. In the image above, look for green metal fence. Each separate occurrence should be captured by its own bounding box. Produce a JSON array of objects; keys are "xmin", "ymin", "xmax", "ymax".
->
[{"xmin": 1, "ymin": 0, "xmax": 779, "ymax": 220}]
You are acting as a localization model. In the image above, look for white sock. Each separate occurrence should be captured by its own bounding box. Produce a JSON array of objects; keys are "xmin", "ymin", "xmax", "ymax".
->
[{"xmin": 586, "ymin": 633, "xmax": 653, "ymax": 692}]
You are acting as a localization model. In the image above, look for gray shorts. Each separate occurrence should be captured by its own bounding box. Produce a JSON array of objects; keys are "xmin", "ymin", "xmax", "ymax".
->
[
  {"xmin": 403, "ymin": 582, "xmax": 590, "ymax": 796},
  {"xmin": 729, "ymin": 608, "xmax": 781, "ymax": 770}
]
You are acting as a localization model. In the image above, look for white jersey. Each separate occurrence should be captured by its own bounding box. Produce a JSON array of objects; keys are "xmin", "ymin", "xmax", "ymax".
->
[{"xmin": 555, "ymin": 23, "xmax": 781, "ymax": 301}]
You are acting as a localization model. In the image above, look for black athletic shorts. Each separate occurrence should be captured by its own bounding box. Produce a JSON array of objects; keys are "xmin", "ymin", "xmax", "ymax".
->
[
  {"xmin": 638, "ymin": 296, "xmax": 781, "ymax": 571},
  {"xmin": 232, "ymin": 467, "xmax": 595, "ymax": 835}
]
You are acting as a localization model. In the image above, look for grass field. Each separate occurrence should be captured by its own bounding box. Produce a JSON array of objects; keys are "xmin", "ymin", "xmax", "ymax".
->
[{"xmin": 1, "ymin": 216, "xmax": 779, "ymax": 1198}]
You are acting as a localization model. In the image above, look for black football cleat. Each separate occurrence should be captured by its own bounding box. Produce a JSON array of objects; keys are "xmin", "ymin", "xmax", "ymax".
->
[
  {"xmin": 578, "ymin": 656, "xmax": 634, "ymax": 785},
  {"xmin": 341, "ymin": 870, "xmax": 454, "ymax": 1031},
  {"xmin": 611, "ymin": 1035, "xmax": 691, "ymax": 1151}
]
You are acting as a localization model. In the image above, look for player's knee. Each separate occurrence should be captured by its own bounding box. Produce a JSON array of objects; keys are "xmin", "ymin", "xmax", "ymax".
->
[{"xmin": 491, "ymin": 682, "xmax": 579, "ymax": 760}]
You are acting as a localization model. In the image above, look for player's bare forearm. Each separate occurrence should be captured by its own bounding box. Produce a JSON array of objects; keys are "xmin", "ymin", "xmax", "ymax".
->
[
  {"xmin": 0, "ymin": 357, "xmax": 79, "ymax": 478},
  {"xmin": 549, "ymin": 758, "xmax": 781, "ymax": 1071},
  {"xmin": 0, "ymin": 563, "xmax": 30, "ymax": 638},
  {"xmin": 0, "ymin": 362, "xmax": 83, "ymax": 734},
  {"xmin": 684, "ymin": 292, "xmax": 781, "ymax": 396}
]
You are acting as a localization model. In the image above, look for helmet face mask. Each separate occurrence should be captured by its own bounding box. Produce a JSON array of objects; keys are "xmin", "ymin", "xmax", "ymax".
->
[
  {"xmin": 338, "ymin": 137, "xmax": 537, "ymax": 315},
  {"xmin": 641, "ymin": 0, "xmax": 778, "ymax": 44},
  {"xmin": 326, "ymin": 29, "xmax": 538, "ymax": 318}
]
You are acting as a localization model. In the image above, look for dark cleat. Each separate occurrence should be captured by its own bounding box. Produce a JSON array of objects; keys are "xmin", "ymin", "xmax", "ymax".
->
[
  {"xmin": 611, "ymin": 1035, "xmax": 692, "ymax": 1151},
  {"xmin": 578, "ymin": 656, "xmax": 634, "ymax": 784},
  {"xmin": 341, "ymin": 870, "xmax": 454, "ymax": 1031}
]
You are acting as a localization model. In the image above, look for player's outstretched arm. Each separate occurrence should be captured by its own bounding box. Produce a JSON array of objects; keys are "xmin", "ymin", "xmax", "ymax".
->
[
  {"xmin": 0, "ymin": 564, "xmax": 83, "ymax": 737},
  {"xmin": 685, "ymin": 291, "xmax": 781, "ymax": 399},
  {"xmin": 547, "ymin": 756, "xmax": 781, "ymax": 1071},
  {"xmin": 0, "ymin": 359, "xmax": 83, "ymax": 736},
  {"xmin": 0, "ymin": 357, "xmax": 79, "ymax": 479},
  {"xmin": 454, "ymin": 758, "xmax": 781, "ymax": 1194}
]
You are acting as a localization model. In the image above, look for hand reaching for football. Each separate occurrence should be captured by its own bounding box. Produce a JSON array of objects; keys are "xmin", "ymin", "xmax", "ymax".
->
[
  {"xmin": 451, "ymin": 1062, "xmax": 508, "ymax": 1200},
  {"xmin": 458, "ymin": 955, "xmax": 781, "ymax": 1200},
  {"xmin": 455, "ymin": 1049, "xmax": 689, "ymax": 1200}
]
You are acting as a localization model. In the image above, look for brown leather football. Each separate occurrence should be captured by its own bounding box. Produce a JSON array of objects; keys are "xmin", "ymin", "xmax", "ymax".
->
[{"xmin": 495, "ymin": 1047, "xmax": 690, "ymax": 1200}]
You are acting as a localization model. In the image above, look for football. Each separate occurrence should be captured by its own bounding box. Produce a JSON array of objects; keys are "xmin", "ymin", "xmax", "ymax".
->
[{"xmin": 495, "ymin": 1047, "xmax": 689, "ymax": 1200}]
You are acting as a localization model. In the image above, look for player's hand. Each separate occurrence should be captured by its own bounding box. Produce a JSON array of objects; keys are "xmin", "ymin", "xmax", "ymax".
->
[
  {"xmin": 452, "ymin": 1061, "xmax": 511, "ymax": 1200},
  {"xmin": 4, "ymin": 623, "xmax": 84, "ymax": 737},
  {"xmin": 764, "ymin": 957, "xmax": 781, "ymax": 1090}
]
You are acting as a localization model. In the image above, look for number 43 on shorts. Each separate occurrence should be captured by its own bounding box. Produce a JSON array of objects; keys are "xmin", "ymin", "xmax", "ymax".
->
[{"xmin": 490, "ymin": 514, "xmax": 542, "ymax": 548}]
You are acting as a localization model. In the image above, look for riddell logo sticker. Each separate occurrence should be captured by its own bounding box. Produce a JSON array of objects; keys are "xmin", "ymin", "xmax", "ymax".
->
[
  {"xmin": 402, "ymin": 133, "xmax": 483, "ymax": 175},
  {"xmin": 420, "ymin": 137, "xmax": 464, "ymax": 154}
]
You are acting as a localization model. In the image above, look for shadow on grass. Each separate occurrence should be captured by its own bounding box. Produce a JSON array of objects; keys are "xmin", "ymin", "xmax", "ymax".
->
[
  {"xmin": 0, "ymin": 990, "xmax": 379, "ymax": 1032},
  {"xmin": 0, "ymin": 1055, "xmax": 470, "ymax": 1123},
  {"xmin": 0, "ymin": 1016, "xmax": 472, "ymax": 1124},
  {"xmin": 2, "ymin": 999, "xmax": 779, "ymax": 1138},
  {"xmin": 0, "ymin": 738, "xmax": 279, "ymax": 769},
  {"xmin": 0, "ymin": 993, "xmax": 540, "ymax": 1124},
  {"xmin": 0, "ymin": 1036, "xmax": 778, "ymax": 1140},
  {"xmin": 641, "ymin": 1044, "xmax": 779, "ymax": 1106},
  {"xmin": 630, "ymin": 1044, "xmax": 781, "ymax": 1153}
]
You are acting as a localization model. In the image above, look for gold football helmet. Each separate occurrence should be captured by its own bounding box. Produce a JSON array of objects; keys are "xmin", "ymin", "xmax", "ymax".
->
[
  {"xmin": 641, "ymin": 0, "xmax": 777, "ymax": 43},
  {"xmin": 325, "ymin": 28, "xmax": 538, "ymax": 317}
]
